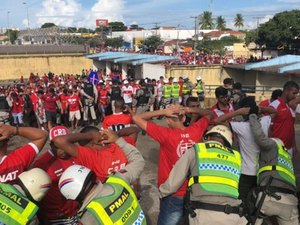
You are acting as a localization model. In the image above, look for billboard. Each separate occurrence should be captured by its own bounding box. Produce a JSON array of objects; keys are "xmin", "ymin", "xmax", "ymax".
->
[{"xmin": 96, "ymin": 19, "xmax": 109, "ymax": 27}]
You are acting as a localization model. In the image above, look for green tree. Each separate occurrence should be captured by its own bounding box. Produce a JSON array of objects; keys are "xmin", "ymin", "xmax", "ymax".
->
[
  {"xmin": 5, "ymin": 30, "xmax": 19, "ymax": 44},
  {"xmin": 67, "ymin": 27, "xmax": 77, "ymax": 33},
  {"xmin": 41, "ymin": 23, "xmax": 56, "ymax": 28},
  {"xmin": 256, "ymin": 10, "xmax": 300, "ymax": 52},
  {"xmin": 141, "ymin": 35, "xmax": 164, "ymax": 53},
  {"xmin": 245, "ymin": 30, "xmax": 258, "ymax": 46},
  {"xmin": 197, "ymin": 38, "xmax": 226, "ymax": 55},
  {"xmin": 220, "ymin": 35, "xmax": 242, "ymax": 45},
  {"xmin": 199, "ymin": 11, "xmax": 214, "ymax": 29},
  {"xmin": 108, "ymin": 22, "xmax": 127, "ymax": 32},
  {"xmin": 78, "ymin": 27, "xmax": 88, "ymax": 33},
  {"xmin": 234, "ymin": 14, "xmax": 244, "ymax": 29},
  {"xmin": 105, "ymin": 36, "xmax": 124, "ymax": 48},
  {"xmin": 216, "ymin": 16, "xmax": 226, "ymax": 31},
  {"xmin": 87, "ymin": 37, "xmax": 102, "ymax": 48}
]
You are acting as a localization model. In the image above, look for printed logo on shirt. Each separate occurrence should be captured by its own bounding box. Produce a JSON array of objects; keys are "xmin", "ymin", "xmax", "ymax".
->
[
  {"xmin": 107, "ymin": 162, "xmax": 126, "ymax": 174},
  {"xmin": 176, "ymin": 140, "xmax": 195, "ymax": 157},
  {"xmin": 0, "ymin": 170, "xmax": 18, "ymax": 183}
]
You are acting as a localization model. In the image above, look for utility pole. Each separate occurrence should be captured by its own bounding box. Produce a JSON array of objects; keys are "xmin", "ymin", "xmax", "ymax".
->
[
  {"xmin": 7, "ymin": 11, "xmax": 10, "ymax": 44},
  {"xmin": 191, "ymin": 16, "xmax": 198, "ymax": 64},
  {"xmin": 154, "ymin": 22, "xmax": 160, "ymax": 36},
  {"xmin": 23, "ymin": 2, "xmax": 30, "ymax": 29}
]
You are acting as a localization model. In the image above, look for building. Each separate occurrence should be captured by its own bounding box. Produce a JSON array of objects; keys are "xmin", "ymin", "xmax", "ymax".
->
[
  {"xmin": 86, "ymin": 51, "xmax": 180, "ymax": 80},
  {"xmin": 112, "ymin": 27, "xmax": 216, "ymax": 50},
  {"xmin": 204, "ymin": 30, "xmax": 246, "ymax": 40}
]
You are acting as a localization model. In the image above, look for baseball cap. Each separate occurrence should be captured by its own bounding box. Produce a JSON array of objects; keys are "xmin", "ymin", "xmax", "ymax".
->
[
  {"xmin": 123, "ymin": 80, "xmax": 129, "ymax": 84},
  {"xmin": 49, "ymin": 126, "xmax": 70, "ymax": 141}
]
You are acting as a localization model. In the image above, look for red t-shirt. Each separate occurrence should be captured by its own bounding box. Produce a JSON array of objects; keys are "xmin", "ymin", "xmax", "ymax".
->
[
  {"xmin": 0, "ymin": 143, "xmax": 38, "ymax": 184},
  {"xmin": 146, "ymin": 117, "xmax": 209, "ymax": 196},
  {"xmin": 33, "ymin": 151, "xmax": 78, "ymax": 219},
  {"xmin": 98, "ymin": 89, "xmax": 109, "ymax": 105},
  {"xmin": 59, "ymin": 94, "xmax": 69, "ymax": 111},
  {"xmin": 67, "ymin": 94, "xmax": 81, "ymax": 112},
  {"xmin": 75, "ymin": 144, "xmax": 128, "ymax": 182},
  {"xmin": 102, "ymin": 113, "xmax": 132, "ymax": 131},
  {"xmin": 210, "ymin": 103, "xmax": 234, "ymax": 120},
  {"xmin": 30, "ymin": 93, "xmax": 39, "ymax": 112},
  {"xmin": 259, "ymin": 99, "xmax": 270, "ymax": 107},
  {"xmin": 11, "ymin": 97, "xmax": 24, "ymax": 113},
  {"xmin": 43, "ymin": 93, "xmax": 59, "ymax": 112},
  {"xmin": 270, "ymin": 97, "xmax": 295, "ymax": 149}
]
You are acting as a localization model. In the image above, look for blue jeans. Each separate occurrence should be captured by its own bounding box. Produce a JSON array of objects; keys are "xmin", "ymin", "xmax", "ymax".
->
[{"xmin": 157, "ymin": 196, "xmax": 184, "ymax": 225}]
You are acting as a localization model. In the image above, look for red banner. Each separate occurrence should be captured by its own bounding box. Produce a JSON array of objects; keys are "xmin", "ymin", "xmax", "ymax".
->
[{"xmin": 96, "ymin": 19, "xmax": 109, "ymax": 27}]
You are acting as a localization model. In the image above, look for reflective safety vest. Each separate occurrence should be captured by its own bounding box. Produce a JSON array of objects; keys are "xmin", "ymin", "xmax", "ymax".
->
[
  {"xmin": 188, "ymin": 143, "xmax": 241, "ymax": 198},
  {"xmin": 0, "ymin": 183, "xmax": 38, "ymax": 225},
  {"xmin": 171, "ymin": 84, "xmax": 180, "ymax": 98},
  {"xmin": 86, "ymin": 176, "xmax": 146, "ymax": 225},
  {"xmin": 257, "ymin": 143, "xmax": 296, "ymax": 188},
  {"xmin": 162, "ymin": 85, "xmax": 172, "ymax": 98},
  {"xmin": 196, "ymin": 81, "xmax": 204, "ymax": 93},
  {"xmin": 182, "ymin": 83, "xmax": 190, "ymax": 95}
]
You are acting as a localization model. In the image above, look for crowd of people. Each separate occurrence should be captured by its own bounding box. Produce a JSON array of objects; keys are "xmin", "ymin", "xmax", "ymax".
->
[{"xmin": 0, "ymin": 69, "xmax": 299, "ymax": 225}]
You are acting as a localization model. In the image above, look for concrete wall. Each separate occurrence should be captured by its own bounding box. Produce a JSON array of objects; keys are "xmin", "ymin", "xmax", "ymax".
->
[
  {"xmin": 166, "ymin": 65, "xmax": 300, "ymax": 106},
  {"xmin": 143, "ymin": 63, "xmax": 165, "ymax": 80},
  {"xmin": 0, "ymin": 54, "xmax": 93, "ymax": 80}
]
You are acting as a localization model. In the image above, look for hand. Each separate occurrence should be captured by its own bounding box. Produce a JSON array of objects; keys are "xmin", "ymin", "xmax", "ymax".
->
[
  {"xmin": 0, "ymin": 125, "xmax": 16, "ymax": 140},
  {"xmin": 237, "ymin": 107, "xmax": 250, "ymax": 116},
  {"xmin": 100, "ymin": 129, "xmax": 119, "ymax": 144},
  {"xmin": 164, "ymin": 105, "xmax": 182, "ymax": 118}
]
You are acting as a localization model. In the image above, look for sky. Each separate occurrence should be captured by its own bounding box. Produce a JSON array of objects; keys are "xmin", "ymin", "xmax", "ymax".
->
[{"xmin": 1, "ymin": 0, "xmax": 300, "ymax": 31}]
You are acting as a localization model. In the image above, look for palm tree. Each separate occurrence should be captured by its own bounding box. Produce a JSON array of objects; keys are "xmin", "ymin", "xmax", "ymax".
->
[
  {"xmin": 234, "ymin": 13, "xmax": 244, "ymax": 29},
  {"xmin": 199, "ymin": 11, "xmax": 214, "ymax": 29},
  {"xmin": 216, "ymin": 16, "xmax": 226, "ymax": 30}
]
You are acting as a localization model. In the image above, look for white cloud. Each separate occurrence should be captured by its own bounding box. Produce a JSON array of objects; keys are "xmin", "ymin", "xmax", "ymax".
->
[
  {"xmin": 80, "ymin": 0, "xmax": 125, "ymax": 28},
  {"xmin": 277, "ymin": 0, "xmax": 300, "ymax": 3},
  {"xmin": 226, "ymin": 15, "xmax": 273, "ymax": 30},
  {"xmin": 36, "ymin": 0, "xmax": 81, "ymax": 27}
]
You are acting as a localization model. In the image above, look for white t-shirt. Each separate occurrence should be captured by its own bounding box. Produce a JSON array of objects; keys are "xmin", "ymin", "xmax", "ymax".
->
[
  {"xmin": 230, "ymin": 116, "xmax": 272, "ymax": 176},
  {"xmin": 121, "ymin": 85, "xmax": 133, "ymax": 104}
]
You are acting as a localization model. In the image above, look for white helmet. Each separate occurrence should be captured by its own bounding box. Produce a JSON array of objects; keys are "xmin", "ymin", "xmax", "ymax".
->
[
  {"xmin": 18, "ymin": 168, "xmax": 51, "ymax": 202},
  {"xmin": 205, "ymin": 125, "xmax": 233, "ymax": 147},
  {"xmin": 182, "ymin": 75, "xmax": 188, "ymax": 80},
  {"xmin": 163, "ymin": 79, "xmax": 169, "ymax": 83},
  {"xmin": 271, "ymin": 138, "xmax": 284, "ymax": 146},
  {"xmin": 196, "ymin": 76, "xmax": 202, "ymax": 80},
  {"xmin": 173, "ymin": 78, "xmax": 178, "ymax": 83},
  {"xmin": 59, "ymin": 165, "xmax": 96, "ymax": 201}
]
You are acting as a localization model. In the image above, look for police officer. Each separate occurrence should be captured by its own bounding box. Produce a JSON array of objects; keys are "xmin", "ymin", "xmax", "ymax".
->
[
  {"xmin": 136, "ymin": 79, "xmax": 151, "ymax": 114},
  {"xmin": 159, "ymin": 125, "xmax": 247, "ymax": 225},
  {"xmin": 0, "ymin": 88, "xmax": 9, "ymax": 123},
  {"xmin": 110, "ymin": 80, "xmax": 122, "ymax": 114},
  {"xmin": 58, "ymin": 129, "xmax": 146, "ymax": 225},
  {"xmin": 249, "ymin": 113, "xmax": 299, "ymax": 225},
  {"xmin": 160, "ymin": 79, "xmax": 172, "ymax": 109},
  {"xmin": 80, "ymin": 75, "xmax": 98, "ymax": 125},
  {"xmin": 195, "ymin": 76, "xmax": 205, "ymax": 108},
  {"xmin": 0, "ymin": 168, "xmax": 51, "ymax": 225},
  {"xmin": 181, "ymin": 75, "xmax": 192, "ymax": 106},
  {"xmin": 171, "ymin": 78, "xmax": 180, "ymax": 105}
]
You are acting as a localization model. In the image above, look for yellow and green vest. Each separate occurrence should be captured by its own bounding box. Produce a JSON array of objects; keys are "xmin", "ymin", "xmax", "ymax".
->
[
  {"xmin": 257, "ymin": 143, "xmax": 296, "ymax": 188},
  {"xmin": 86, "ymin": 176, "xmax": 146, "ymax": 225},
  {"xmin": 196, "ymin": 81, "xmax": 204, "ymax": 93},
  {"xmin": 162, "ymin": 85, "xmax": 172, "ymax": 98},
  {"xmin": 171, "ymin": 84, "xmax": 180, "ymax": 98},
  {"xmin": 182, "ymin": 83, "xmax": 190, "ymax": 95},
  {"xmin": 0, "ymin": 183, "xmax": 38, "ymax": 225},
  {"xmin": 188, "ymin": 142, "xmax": 241, "ymax": 198}
]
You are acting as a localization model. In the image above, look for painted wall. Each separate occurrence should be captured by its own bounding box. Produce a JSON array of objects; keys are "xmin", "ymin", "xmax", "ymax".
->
[{"xmin": 0, "ymin": 54, "xmax": 93, "ymax": 80}]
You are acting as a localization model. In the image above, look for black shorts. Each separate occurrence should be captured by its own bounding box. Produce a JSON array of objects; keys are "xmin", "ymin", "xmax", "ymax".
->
[{"xmin": 45, "ymin": 111, "xmax": 57, "ymax": 123}]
